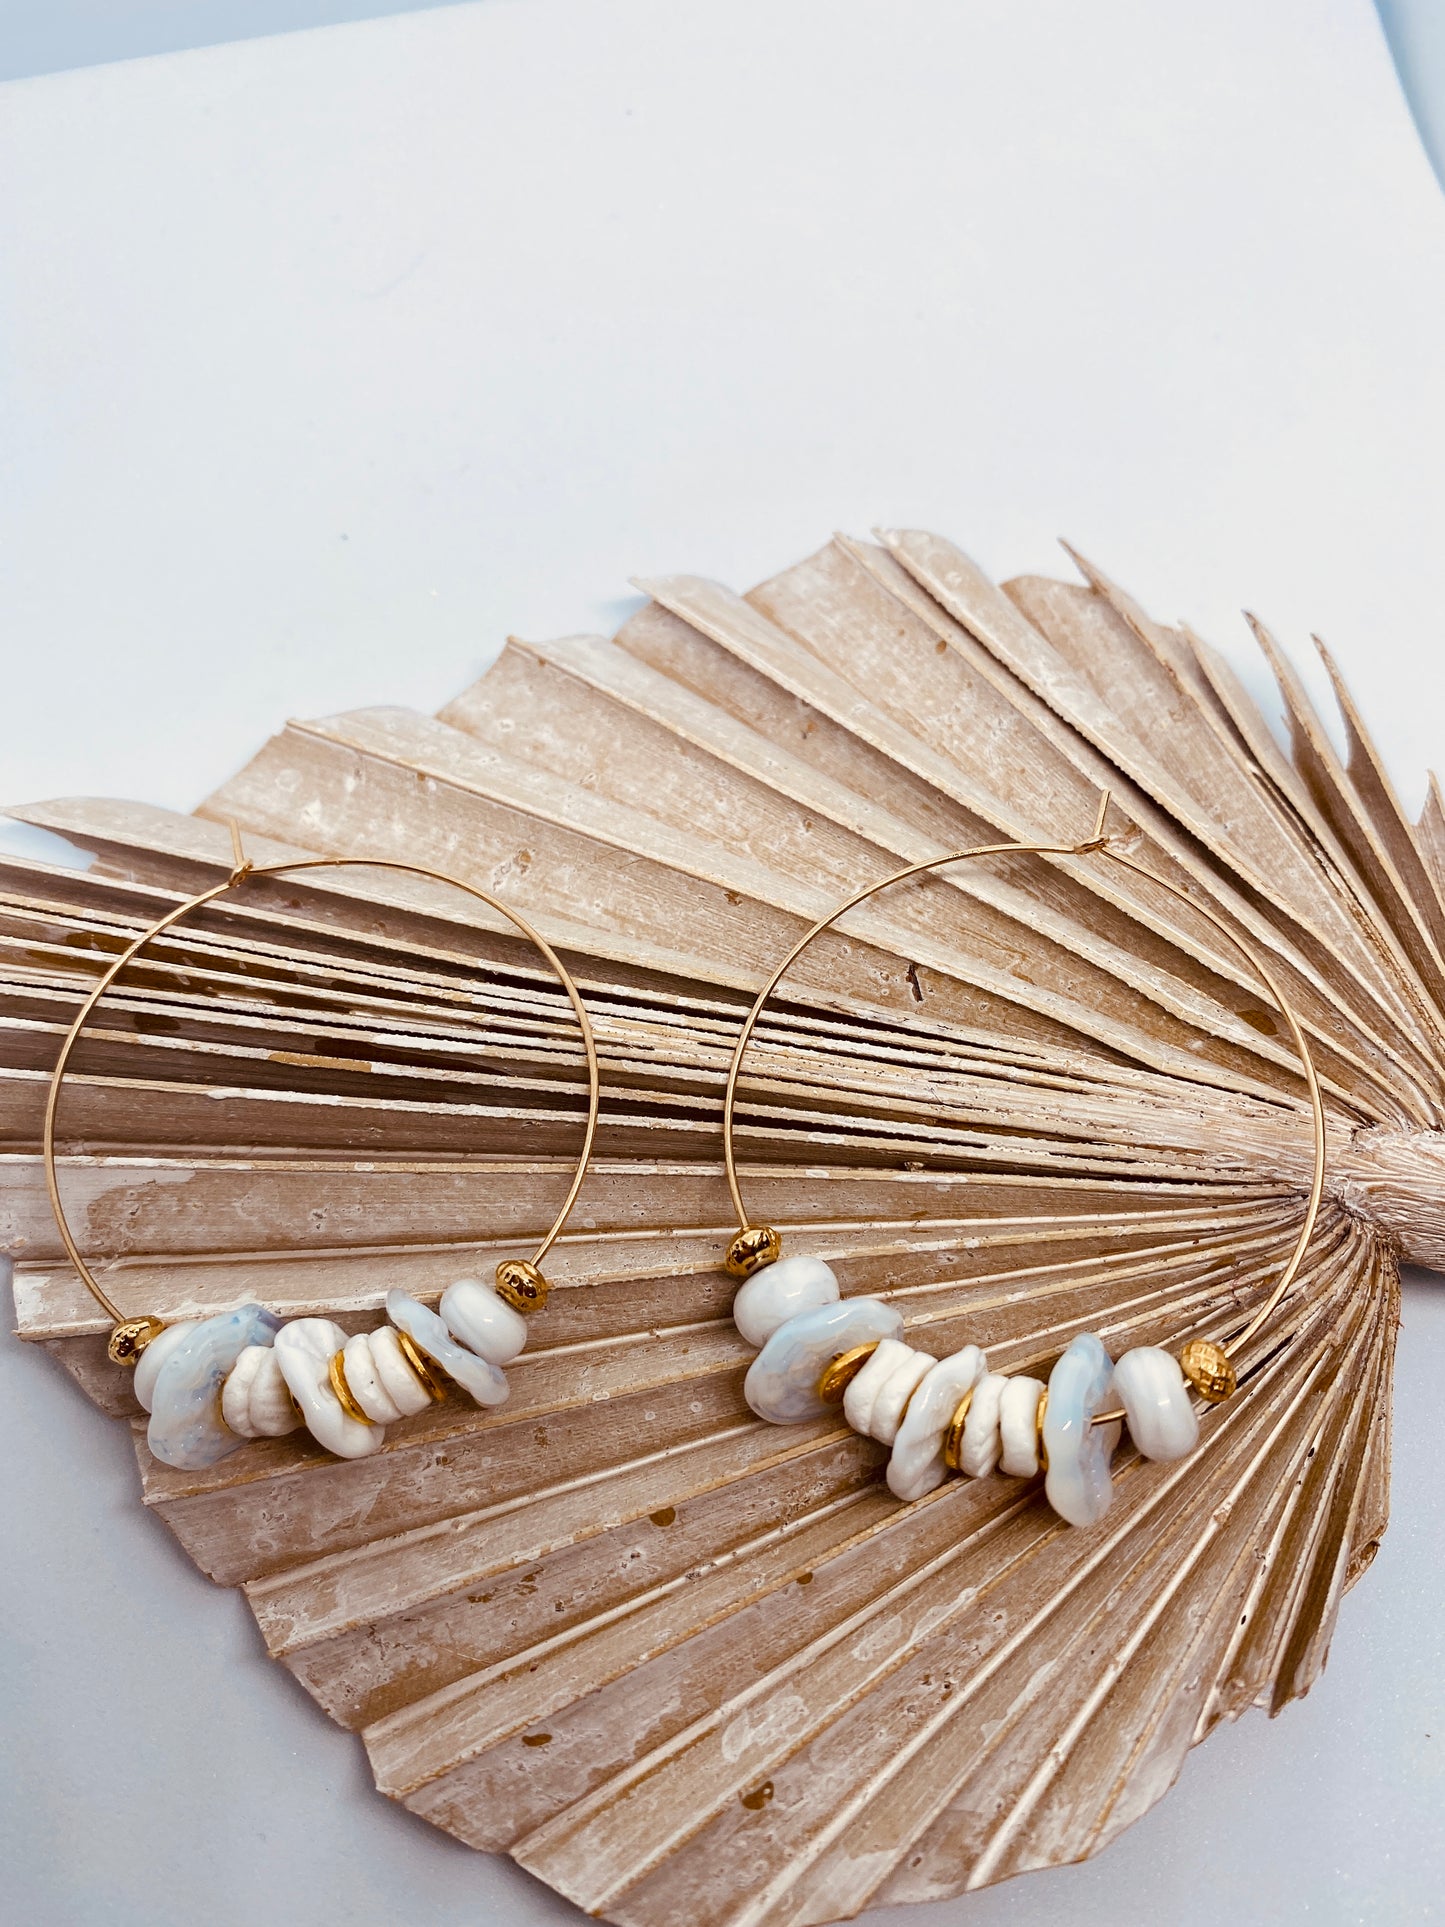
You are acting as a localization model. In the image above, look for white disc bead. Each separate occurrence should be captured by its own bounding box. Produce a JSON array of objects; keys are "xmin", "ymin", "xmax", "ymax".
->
[
  {"xmin": 1114, "ymin": 1345, "xmax": 1199, "ymax": 1462},
  {"xmin": 440, "ymin": 1278, "xmax": 529, "ymax": 1365},
  {"xmin": 368, "ymin": 1325, "xmax": 435, "ymax": 1417},
  {"xmin": 843, "ymin": 1339, "xmax": 936, "ymax": 1446},
  {"xmin": 222, "ymin": 1343, "xmax": 302, "ymax": 1438},
  {"xmin": 732, "ymin": 1254, "xmax": 840, "ymax": 1347},
  {"xmin": 887, "ymin": 1344, "xmax": 986, "ymax": 1501},
  {"xmin": 998, "ymin": 1374, "xmax": 1046, "ymax": 1477},
  {"xmin": 958, "ymin": 1370, "xmax": 1009, "ymax": 1478}
]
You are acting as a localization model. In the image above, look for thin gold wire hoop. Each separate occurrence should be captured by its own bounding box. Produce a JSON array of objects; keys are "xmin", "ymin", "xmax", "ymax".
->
[
  {"xmin": 44, "ymin": 832, "xmax": 602, "ymax": 1329},
  {"xmin": 720, "ymin": 791, "xmax": 1328, "ymax": 1396}
]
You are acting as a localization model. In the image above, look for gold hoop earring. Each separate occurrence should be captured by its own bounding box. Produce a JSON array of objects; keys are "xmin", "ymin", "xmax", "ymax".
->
[
  {"xmin": 718, "ymin": 792, "xmax": 1327, "ymax": 1526},
  {"xmin": 44, "ymin": 824, "xmax": 601, "ymax": 1471}
]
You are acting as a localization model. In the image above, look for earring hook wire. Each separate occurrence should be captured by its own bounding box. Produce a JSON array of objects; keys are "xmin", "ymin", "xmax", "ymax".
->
[
  {"xmin": 44, "ymin": 830, "xmax": 601, "ymax": 1326},
  {"xmin": 720, "ymin": 791, "xmax": 1327, "ymax": 1395}
]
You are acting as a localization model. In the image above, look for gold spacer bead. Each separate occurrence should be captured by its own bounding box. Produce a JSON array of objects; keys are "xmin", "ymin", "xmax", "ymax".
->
[
  {"xmin": 724, "ymin": 1225, "xmax": 782, "ymax": 1279},
  {"xmin": 942, "ymin": 1388, "xmax": 975, "ymax": 1472},
  {"xmin": 107, "ymin": 1316, "xmax": 166, "ymax": 1368},
  {"xmin": 394, "ymin": 1327, "xmax": 448, "ymax": 1402},
  {"xmin": 1036, "ymin": 1389, "xmax": 1049, "ymax": 1473},
  {"xmin": 495, "ymin": 1258, "xmax": 549, "ymax": 1313},
  {"xmin": 816, "ymin": 1342, "xmax": 879, "ymax": 1405},
  {"xmin": 328, "ymin": 1348, "xmax": 374, "ymax": 1426},
  {"xmin": 1179, "ymin": 1338, "xmax": 1236, "ymax": 1403}
]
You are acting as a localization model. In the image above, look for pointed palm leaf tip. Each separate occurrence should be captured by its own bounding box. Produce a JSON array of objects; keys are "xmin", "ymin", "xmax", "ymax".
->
[{"xmin": 5, "ymin": 530, "xmax": 1435, "ymax": 1921}]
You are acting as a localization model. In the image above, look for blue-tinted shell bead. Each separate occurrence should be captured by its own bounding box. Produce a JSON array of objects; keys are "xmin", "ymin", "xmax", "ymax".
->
[
  {"xmin": 386, "ymin": 1290, "xmax": 509, "ymax": 1407},
  {"xmin": 1043, "ymin": 1332, "xmax": 1122, "ymax": 1528},
  {"xmin": 744, "ymin": 1297, "xmax": 903, "ymax": 1424},
  {"xmin": 146, "ymin": 1303, "xmax": 283, "ymax": 1470}
]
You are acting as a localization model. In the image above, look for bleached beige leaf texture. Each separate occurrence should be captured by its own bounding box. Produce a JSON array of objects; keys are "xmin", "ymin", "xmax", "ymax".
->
[{"xmin": 1, "ymin": 533, "xmax": 1433, "ymax": 1923}]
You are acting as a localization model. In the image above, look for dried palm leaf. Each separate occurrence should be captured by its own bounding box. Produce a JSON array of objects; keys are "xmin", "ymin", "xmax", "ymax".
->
[{"xmin": 3, "ymin": 529, "xmax": 1438, "ymax": 1924}]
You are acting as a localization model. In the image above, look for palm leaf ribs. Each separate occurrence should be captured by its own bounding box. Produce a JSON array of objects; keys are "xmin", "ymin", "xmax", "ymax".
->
[{"xmin": 4, "ymin": 530, "xmax": 1439, "ymax": 1923}]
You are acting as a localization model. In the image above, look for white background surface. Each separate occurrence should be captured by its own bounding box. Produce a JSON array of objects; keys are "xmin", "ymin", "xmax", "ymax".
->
[
  {"xmin": 4, "ymin": 1, "xmax": 1445, "ymax": 195},
  {"xmin": 4, "ymin": 2, "xmax": 1445, "ymax": 1921}
]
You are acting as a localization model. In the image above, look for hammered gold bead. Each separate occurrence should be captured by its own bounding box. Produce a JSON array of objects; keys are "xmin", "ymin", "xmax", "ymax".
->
[
  {"xmin": 816, "ymin": 1342, "xmax": 879, "ymax": 1405},
  {"xmin": 106, "ymin": 1316, "xmax": 166, "ymax": 1368},
  {"xmin": 495, "ymin": 1258, "xmax": 549, "ymax": 1313},
  {"xmin": 1179, "ymin": 1338, "xmax": 1236, "ymax": 1403},
  {"xmin": 725, "ymin": 1225, "xmax": 782, "ymax": 1279}
]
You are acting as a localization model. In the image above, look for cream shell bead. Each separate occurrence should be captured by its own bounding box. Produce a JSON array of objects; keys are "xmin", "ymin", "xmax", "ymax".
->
[
  {"xmin": 275, "ymin": 1317, "xmax": 386, "ymax": 1459},
  {"xmin": 959, "ymin": 1370, "xmax": 1009, "ymax": 1479},
  {"xmin": 998, "ymin": 1374, "xmax": 1046, "ymax": 1477},
  {"xmin": 887, "ymin": 1344, "xmax": 987, "ymax": 1501},
  {"xmin": 221, "ymin": 1343, "xmax": 302, "ymax": 1438},
  {"xmin": 1114, "ymin": 1345, "xmax": 1199, "ymax": 1462},
  {"xmin": 731, "ymin": 1255, "xmax": 840, "ymax": 1348},
  {"xmin": 341, "ymin": 1331, "xmax": 405, "ymax": 1424},
  {"xmin": 133, "ymin": 1321, "xmax": 199, "ymax": 1413},
  {"xmin": 440, "ymin": 1278, "xmax": 529, "ymax": 1366},
  {"xmin": 368, "ymin": 1325, "xmax": 435, "ymax": 1417},
  {"xmin": 843, "ymin": 1340, "xmax": 936, "ymax": 1445}
]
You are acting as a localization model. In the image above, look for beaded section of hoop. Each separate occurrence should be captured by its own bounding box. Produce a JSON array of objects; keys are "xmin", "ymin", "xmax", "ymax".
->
[
  {"xmin": 728, "ymin": 1272, "xmax": 1227, "ymax": 1526},
  {"xmin": 716, "ymin": 792, "xmax": 1328, "ymax": 1529},
  {"xmin": 40, "ymin": 837, "xmax": 603, "ymax": 1468}
]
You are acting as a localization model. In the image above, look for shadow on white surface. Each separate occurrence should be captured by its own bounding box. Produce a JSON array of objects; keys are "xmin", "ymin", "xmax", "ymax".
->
[
  {"xmin": 5, "ymin": 0, "xmax": 1445, "ymax": 199},
  {"xmin": 1377, "ymin": 0, "xmax": 1445, "ymax": 182},
  {"xmin": 0, "ymin": 0, "xmax": 476, "ymax": 82}
]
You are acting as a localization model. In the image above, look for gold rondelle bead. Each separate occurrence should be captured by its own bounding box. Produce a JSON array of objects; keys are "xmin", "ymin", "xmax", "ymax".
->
[
  {"xmin": 328, "ymin": 1348, "xmax": 374, "ymax": 1426},
  {"xmin": 394, "ymin": 1327, "xmax": 448, "ymax": 1402},
  {"xmin": 107, "ymin": 1316, "xmax": 166, "ymax": 1368},
  {"xmin": 1179, "ymin": 1338, "xmax": 1236, "ymax": 1402},
  {"xmin": 816, "ymin": 1342, "xmax": 879, "ymax": 1405},
  {"xmin": 496, "ymin": 1257, "xmax": 549, "ymax": 1313},
  {"xmin": 942, "ymin": 1388, "xmax": 975, "ymax": 1472},
  {"xmin": 724, "ymin": 1224, "xmax": 782, "ymax": 1279},
  {"xmin": 1035, "ymin": 1389, "xmax": 1049, "ymax": 1473}
]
